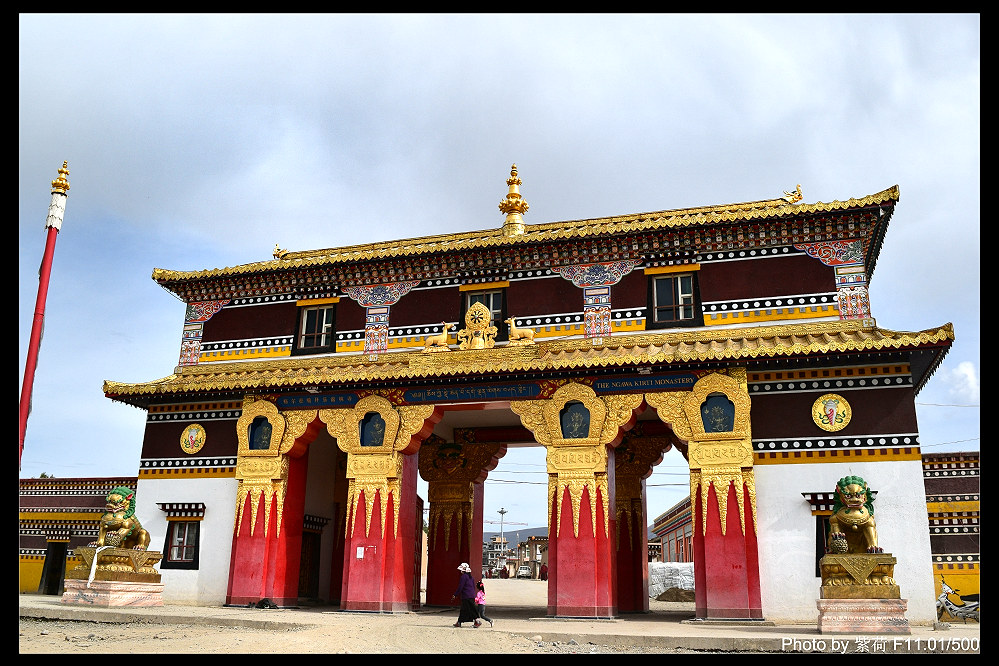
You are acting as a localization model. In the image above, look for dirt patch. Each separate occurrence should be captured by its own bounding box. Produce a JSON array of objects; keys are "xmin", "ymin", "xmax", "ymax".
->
[{"xmin": 656, "ymin": 587, "xmax": 696, "ymax": 602}]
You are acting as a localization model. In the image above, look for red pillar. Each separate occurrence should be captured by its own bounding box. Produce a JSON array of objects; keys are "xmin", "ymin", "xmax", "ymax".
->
[
  {"xmin": 425, "ymin": 482, "xmax": 483, "ymax": 606},
  {"xmin": 692, "ymin": 481, "xmax": 763, "ymax": 619},
  {"xmin": 226, "ymin": 492, "xmax": 271, "ymax": 606},
  {"xmin": 615, "ymin": 494, "xmax": 649, "ymax": 613},
  {"xmin": 226, "ymin": 452, "xmax": 309, "ymax": 607},
  {"xmin": 263, "ymin": 452, "xmax": 308, "ymax": 606},
  {"xmin": 547, "ymin": 483, "xmax": 617, "ymax": 618},
  {"xmin": 340, "ymin": 452, "xmax": 420, "ymax": 612}
]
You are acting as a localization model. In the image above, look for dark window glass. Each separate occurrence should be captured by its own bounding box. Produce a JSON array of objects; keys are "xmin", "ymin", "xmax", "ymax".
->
[{"xmin": 559, "ymin": 401, "xmax": 590, "ymax": 439}]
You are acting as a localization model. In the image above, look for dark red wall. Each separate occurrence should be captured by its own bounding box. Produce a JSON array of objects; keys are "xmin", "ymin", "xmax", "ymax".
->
[
  {"xmin": 201, "ymin": 302, "xmax": 298, "ymax": 342},
  {"xmin": 336, "ymin": 298, "xmax": 366, "ymax": 331},
  {"xmin": 390, "ymin": 286, "xmax": 461, "ymax": 327},
  {"xmin": 750, "ymin": 386, "xmax": 918, "ymax": 441},
  {"xmin": 508, "ymin": 277, "xmax": 581, "ymax": 316},
  {"xmin": 142, "ymin": 419, "xmax": 239, "ymax": 460},
  {"xmin": 698, "ymin": 255, "xmax": 834, "ymax": 302}
]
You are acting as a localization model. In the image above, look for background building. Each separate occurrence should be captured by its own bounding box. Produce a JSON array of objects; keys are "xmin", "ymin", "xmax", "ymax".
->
[
  {"xmin": 19, "ymin": 477, "xmax": 137, "ymax": 594},
  {"xmin": 923, "ymin": 451, "xmax": 980, "ymax": 622}
]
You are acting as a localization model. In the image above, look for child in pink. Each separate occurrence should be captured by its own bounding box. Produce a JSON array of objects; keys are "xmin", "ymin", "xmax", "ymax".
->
[{"xmin": 475, "ymin": 580, "xmax": 493, "ymax": 627}]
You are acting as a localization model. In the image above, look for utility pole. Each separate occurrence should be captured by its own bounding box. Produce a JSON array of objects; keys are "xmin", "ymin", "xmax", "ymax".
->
[
  {"xmin": 498, "ymin": 507, "xmax": 508, "ymax": 569},
  {"xmin": 20, "ymin": 162, "xmax": 70, "ymax": 469}
]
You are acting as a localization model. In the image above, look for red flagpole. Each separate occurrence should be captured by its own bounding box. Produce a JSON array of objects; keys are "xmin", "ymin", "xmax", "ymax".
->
[{"xmin": 19, "ymin": 162, "xmax": 70, "ymax": 470}]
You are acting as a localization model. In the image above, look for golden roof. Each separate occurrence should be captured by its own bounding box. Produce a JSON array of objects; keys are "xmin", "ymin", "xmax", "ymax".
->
[
  {"xmin": 104, "ymin": 319, "xmax": 949, "ymax": 402},
  {"xmin": 151, "ymin": 185, "xmax": 900, "ymax": 284}
]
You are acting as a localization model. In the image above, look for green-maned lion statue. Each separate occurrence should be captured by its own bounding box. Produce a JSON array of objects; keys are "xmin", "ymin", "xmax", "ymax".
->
[
  {"xmin": 826, "ymin": 475, "xmax": 883, "ymax": 554},
  {"xmin": 89, "ymin": 485, "xmax": 151, "ymax": 551}
]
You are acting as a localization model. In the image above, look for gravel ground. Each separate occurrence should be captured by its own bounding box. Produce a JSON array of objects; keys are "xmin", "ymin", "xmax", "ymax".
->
[
  {"xmin": 20, "ymin": 580, "xmax": 703, "ymax": 654},
  {"xmin": 18, "ymin": 616, "xmax": 700, "ymax": 654}
]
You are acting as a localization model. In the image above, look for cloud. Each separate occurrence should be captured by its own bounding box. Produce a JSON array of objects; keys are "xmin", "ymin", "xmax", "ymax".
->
[{"xmin": 941, "ymin": 361, "xmax": 980, "ymax": 404}]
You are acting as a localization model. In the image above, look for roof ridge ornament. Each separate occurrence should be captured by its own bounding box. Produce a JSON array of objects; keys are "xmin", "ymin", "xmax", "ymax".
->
[
  {"xmin": 782, "ymin": 184, "xmax": 803, "ymax": 204},
  {"xmin": 499, "ymin": 164, "xmax": 529, "ymax": 236}
]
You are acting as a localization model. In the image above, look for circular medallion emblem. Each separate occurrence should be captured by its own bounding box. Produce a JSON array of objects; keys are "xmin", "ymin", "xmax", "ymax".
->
[
  {"xmin": 811, "ymin": 394, "xmax": 852, "ymax": 432},
  {"xmin": 180, "ymin": 423, "xmax": 207, "ymax": 454}
]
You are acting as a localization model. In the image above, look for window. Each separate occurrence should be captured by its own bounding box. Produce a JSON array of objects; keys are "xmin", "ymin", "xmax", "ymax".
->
[
  {"xmin": 161, "ymin": 520, "xmax": 200, "ymax": 570},
  {"xmin": 648, "ymin": 273, "xmax": 700, "ymax": 328},
  {"xmin": 295, "ymin": 305, "xmax": 335, "ymax": 353},
  {"xmin": 462, "ymin": 288, "xmax": 507, "ymax": 341}
]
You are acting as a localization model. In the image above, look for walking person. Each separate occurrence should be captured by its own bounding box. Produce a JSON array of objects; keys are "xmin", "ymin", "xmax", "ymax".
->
[
  {"xmin": 474, "ymin": 579, "xmax": 494, "ymax": 628},
  {"xmin": 450, "ymin": 562, "xmax": 480, "ymax": 628}
]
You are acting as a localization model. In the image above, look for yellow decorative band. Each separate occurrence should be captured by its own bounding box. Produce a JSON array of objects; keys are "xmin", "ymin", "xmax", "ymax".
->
[
  {"xmin": 704, "ymin": 305, "xmax": 838, "ymax": 325},
  {"xmin": 754, "ymin": 447, "xmax": 922, "ymax": 464},
  {"xmin": 296, "ymin": 296, "xmax": 340, "ymax": 306},
  {"xmin": 138, "ymin": 467, "xmax": 236, "ymax": 478},
  {"xmin": 459, "ymin": 280, "xmax": 510, "ymax": 291},
  {"xmin": 643, "ymin": 264, "xmax": 700, "ymax": 275}
]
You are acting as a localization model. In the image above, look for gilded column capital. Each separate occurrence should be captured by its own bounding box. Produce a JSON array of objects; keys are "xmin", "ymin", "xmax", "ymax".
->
[
  {"xmin": 513, "ymin": 382, "xmax": 642, "ymax": 538},
  {"xmin": 644, "ymin": 369, "xmax": 758, "ymax": 537},
  {"xmin": 320, "ymin": 398, "xmax": 438, "ymax": 538},
  {"xmin": 419, "ymin": 438, "xmax": 505, "ymax": 551},
  {"xmin": 234, "ymin": 397, "xmax": 291, "ymax": 538}
]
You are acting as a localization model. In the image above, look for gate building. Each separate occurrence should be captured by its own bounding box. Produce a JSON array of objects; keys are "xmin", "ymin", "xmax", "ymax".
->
[{"xmin": 103, "ymin": 167, "xmax": 953, "ymax": 622}]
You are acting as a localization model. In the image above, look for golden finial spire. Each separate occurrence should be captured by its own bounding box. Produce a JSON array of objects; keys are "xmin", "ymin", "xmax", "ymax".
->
[
  {"xmin": 51, "ymin": 161, "xmax": 70, "ymax": 194},
  {"xmin": 499, "ymin": 164, "xmax": 529, "ymax": 236}
]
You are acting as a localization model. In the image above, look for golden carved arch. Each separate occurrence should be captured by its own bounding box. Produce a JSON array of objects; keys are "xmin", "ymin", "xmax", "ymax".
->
[
  {"xmin": 236, "ymin": 397, "xmax": 286, "ymax": 457},
  {"xmin": 234, "ymin": 397, "xmax": 288, "ymax": 537},
  {"xmin": 319, "ymin": 397, "xmax": 439, "ymax": 538},
  {"xmin": 645, "ymin": 369, "xmax": 757, "ymax": 537},
  {"xmin": 511, "ymin": 382, "xmax": 642, "ymax": 538}
]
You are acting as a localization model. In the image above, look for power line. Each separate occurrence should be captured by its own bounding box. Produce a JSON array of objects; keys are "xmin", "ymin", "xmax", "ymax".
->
[
  {"xmin": 920, "ymin": 438, "xmax": 979, "ymax": 448},
  {"xmin": 916, "ymin": 402, "xmax": 980, "ymax": 408}
]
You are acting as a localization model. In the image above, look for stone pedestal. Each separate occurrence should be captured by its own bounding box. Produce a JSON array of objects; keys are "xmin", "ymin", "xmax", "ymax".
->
[
  {"xmin": 817, "ymin": 552, "xmax": 910, "ymax": 634},
  {"xmin": 61, "ymin": 546, "xmax": 164, "ymax": 607},
  {"xmin": 820, "ymin": 553, "xmax": 900, "ymax": 599},
  {"xmin": 817, "ymin": 598, "xmax": 910, "ymax": 634},
  {"xmin": 61, "ymin": 578, "xmax": 164, "ymax": 607}
]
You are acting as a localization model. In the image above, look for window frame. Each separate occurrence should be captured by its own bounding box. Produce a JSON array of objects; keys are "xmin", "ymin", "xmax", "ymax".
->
[
  {"xmin": 293, "ymin": 303, "xmax": 336, "ymax": 355},
  {"xmin": 646, "ymin": 271, "xmax": 702, "ymax": 329},
  {"xmin": 160, "ymin": 520, "xmax": 201, "ymax": 570}
]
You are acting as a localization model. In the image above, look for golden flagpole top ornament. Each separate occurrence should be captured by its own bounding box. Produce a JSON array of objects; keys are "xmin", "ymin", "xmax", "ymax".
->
[
  {"xmin": 499, "ymin": 164, "xmax": 529, "ymax": 236},
  {"xmin": 51, "ymin": 161, "xmax": 70, "ymax": 194}
]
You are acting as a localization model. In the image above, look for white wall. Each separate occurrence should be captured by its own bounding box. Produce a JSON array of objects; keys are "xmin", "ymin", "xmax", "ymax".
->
[
  {"xmin": 136, "ymin": 476, "xmax": 238, "ymax": 606},
  {"xmin": 755, "ymin": 459, "xmax": 936, "ymax": 624}
]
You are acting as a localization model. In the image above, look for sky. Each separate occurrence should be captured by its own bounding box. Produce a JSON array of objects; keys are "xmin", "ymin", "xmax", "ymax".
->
[{"xmin": 19, "ymin": 14, "xmax": 979, "ymax": 532}]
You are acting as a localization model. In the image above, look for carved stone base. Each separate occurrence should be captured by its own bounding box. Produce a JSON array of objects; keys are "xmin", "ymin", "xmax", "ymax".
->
[
  {"xmin": 61, "ymin": 578, "xmax": 164, "ymax": 607},
  {"xmin": 816, "ymin": 598, "xmax": 910, "ymax": 634},
  {"xmin": 820, "ymin": 553, "xmax": 899, "ymax": 599},
  {"xmin": 66, "ymin": 546, "xmax": 163, "ymax": 584}
]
